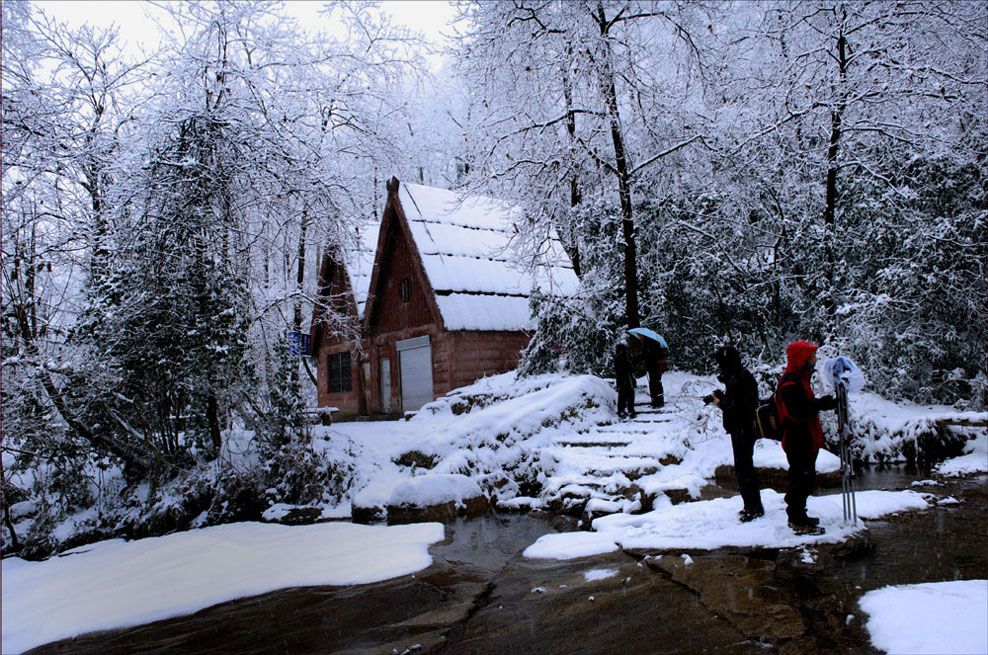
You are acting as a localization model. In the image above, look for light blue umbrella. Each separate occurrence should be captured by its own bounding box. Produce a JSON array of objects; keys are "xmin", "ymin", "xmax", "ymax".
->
[{"xmin": 628, "ymin": 327, "xmax": 668, "ymax": 349}]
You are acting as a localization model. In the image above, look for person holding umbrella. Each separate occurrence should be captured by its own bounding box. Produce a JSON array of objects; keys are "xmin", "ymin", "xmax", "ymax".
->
[{"xmin": 628, "ymin": 328, "xmax": 667, "ymax": 408}]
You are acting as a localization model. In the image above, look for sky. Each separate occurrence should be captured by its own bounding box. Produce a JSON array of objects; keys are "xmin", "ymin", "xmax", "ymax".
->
[{"xmin": 33, "ymin": 0, "xmax": 458, "ymax": 62}]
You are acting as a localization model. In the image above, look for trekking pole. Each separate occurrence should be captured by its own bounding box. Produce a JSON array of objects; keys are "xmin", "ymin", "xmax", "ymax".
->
[{"xmin": 836, "ymin": 381, "xmax": 857, "ymax": 524}]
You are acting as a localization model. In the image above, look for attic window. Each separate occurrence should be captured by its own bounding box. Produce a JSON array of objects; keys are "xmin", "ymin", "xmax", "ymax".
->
[{"xmin": 399, "ymin": 278, "xmax": 411, "ymax": 303}]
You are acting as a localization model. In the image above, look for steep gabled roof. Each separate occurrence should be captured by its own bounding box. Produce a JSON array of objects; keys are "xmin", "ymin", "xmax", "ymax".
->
[
  {"xmin": 364, "ymin": 178, "xmax": 578, "ymax": 332},
  {"xmin": 344, "ymin": 219, "xmax": 381, "ymax": 320},
  {"xmin": 310, "ymin": 218, "xmax": 381, "ymax": 347}
]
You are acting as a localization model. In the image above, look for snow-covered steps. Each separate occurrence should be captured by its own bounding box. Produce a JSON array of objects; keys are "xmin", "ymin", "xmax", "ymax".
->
[
  {"xmin": 555, "ymin": 439, "xmax": 632, "ymax": 448},
  {"xmin": 531, "ymin": 411, "xmax": 696, "ymax": 522}
]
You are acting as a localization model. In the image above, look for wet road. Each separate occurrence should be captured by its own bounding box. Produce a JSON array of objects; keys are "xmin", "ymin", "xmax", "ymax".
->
[{"xmin": 27, "ymin": 472, "xmax": 987, "ymax": 655}]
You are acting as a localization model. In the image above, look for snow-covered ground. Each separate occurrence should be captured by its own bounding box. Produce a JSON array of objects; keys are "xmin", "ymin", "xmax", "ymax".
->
[
  {"xmin": 2, "ymin": 369, "xmax": 984, "ymax": 653},
  {"xmin": 936, "ymin": 429, "xmax": 988, "ymax": 476},
  {"xmin": 316, "ymin": 370, "xmax": 980, "ymax": 520},
  {"xmin": 860, "ymin": 579, "xmax": 988, "ymax": 655},
  {"xmin": 523, "ymin": 488, "xmax": 932, "ymax": 558},
  {"xmin": 1, "ymin": 521, "xmax": 444, "ymax": 654}
]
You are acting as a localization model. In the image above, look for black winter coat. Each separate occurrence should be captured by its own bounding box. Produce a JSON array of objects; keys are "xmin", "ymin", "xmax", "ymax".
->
[
  {"xmin": 615, "ymin": 348, "xmax": 635, "ymax": 391},
  {"xmin": 718, "ymin": 367, "xmax": 759, "ymax": 437}
]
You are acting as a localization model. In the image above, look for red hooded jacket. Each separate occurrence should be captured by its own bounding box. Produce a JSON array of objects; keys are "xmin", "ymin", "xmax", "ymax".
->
[{"xmin": 776, "ymin": 341, "xmax": 827, "ymax": 451}]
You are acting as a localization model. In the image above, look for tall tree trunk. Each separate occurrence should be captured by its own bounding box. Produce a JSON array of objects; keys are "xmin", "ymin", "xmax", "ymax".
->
[
  {"xmin": 823, "ymin": 20, "xmax": 848, "ymax": 324},
  {"xmin": 295, "ymin": 208, "xmax": 318, "ymax": 387},
  {"xmin": 207, "ymin": 393, "xmax": 222, "ymax": 456},
  {"xmin": 595, "ymin": 4, "xmax": 640, "ymax": 329},
  {"xmin": 562, "ymin": 43, "xmax": 583, "ymax": 278}
]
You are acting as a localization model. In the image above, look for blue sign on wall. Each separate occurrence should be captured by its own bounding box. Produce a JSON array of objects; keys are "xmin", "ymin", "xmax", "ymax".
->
[{"xmin": 289, "ymin": 331, "xmax": 311, "ymax": 357}]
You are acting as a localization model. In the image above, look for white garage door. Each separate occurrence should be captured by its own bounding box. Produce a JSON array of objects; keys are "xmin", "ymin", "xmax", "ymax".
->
[{"xmin": 397, "ymin": 335, "xmax": 433, "ymax": 412}]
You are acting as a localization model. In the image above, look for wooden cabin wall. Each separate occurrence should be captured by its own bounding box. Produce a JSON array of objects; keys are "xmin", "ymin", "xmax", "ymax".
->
[
  {"xmin": 315, "ymin": 343, "xmax": 363, "ymax": 417},
  {"xmin": 310, "ymin": 256, "xmax": 364, "ymax": 417},
  {"xmin": 370, "ymin": 219, "xmax": 436, "ymax": 334},
  {"xmin": 446, "ymin": 331, "xmax": 531, "ymax": 390},
  {"xmin": 366, "ymin": 325, "xmax": 448, "ymax": 415}
]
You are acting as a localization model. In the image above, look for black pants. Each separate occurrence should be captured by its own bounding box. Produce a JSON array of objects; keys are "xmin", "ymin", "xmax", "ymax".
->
[
  {"xmin": 617, "ymin": 382, "xmax": 635, "ymax": 416},
  {"xmin": 646, "ymin": 369, "xmax": 664, "ymax": 407},
  {"xmin": 784, "ymin": 432, "xmax": 818, "ymax": 522},
  {"xmin": 731, "ymin": 430, "xmax": 763, "ymax": 513}
]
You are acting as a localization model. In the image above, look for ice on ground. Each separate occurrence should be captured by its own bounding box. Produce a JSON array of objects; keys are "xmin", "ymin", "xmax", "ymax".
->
[
  {"xmin": 524, "ymin": 489, "xmax": 930, "ymax": 558},
  {"xmin": 859, "ymin": 579, "xmax": 988, "ymax": 655},
  {"xmin": 1, "ymin": 521, "xmax": 444, "ymax": 655}
]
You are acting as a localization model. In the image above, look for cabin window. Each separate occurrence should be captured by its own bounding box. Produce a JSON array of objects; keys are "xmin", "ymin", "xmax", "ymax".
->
[
  {"xmin": 399, "ymin": 277, "xmax": 411, "ymax": 303},
  {"xmin": 328, "ymin": 351, "xmax": 352, "ymax": 393}
]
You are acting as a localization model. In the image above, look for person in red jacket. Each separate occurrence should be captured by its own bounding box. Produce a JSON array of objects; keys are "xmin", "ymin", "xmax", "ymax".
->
[{"xmin": 776, "ymin": 341, "xmax": 837, "ymax": 534}]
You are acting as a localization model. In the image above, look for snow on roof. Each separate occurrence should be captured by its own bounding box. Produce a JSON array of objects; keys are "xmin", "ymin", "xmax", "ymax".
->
[
  {"xmin": 340, "ymin": 219, "xmax": 381, "ymax": 318},
  {"xmin": 398, "ymin": 182, "xmax": 579, "ymax": 331},
  {"xmin": 435, "ymin": 294, "xmax": 534, "ymax": 332}
]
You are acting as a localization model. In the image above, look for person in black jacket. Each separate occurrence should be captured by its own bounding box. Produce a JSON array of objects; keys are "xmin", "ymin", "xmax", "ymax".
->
[
  {"xmin": 643, "ymin": 339, "xmax": 667, "ymax": 408},
  {"xmin": 705, "ymin": 345, "xmax": 764, "ymax": 522},
  {"xmin": 614, "ymin": 342, "xmax": 636, "ymax": 419}
]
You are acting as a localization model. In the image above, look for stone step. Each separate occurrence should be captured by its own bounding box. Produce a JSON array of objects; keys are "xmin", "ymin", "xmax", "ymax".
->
[{"xmin": 556, "ymin": 439, "xmax": 632, "ymax": 448}]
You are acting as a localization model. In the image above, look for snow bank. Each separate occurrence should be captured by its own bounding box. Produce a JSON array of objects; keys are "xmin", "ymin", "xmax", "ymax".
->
[
  {"xmin": 936, "ymin": 430, "xmax": 988, "ymax": 476},
  {"xmin": 388, "ymin": 473, "xmax": 483, "ymax": 508},
  {"xmin": 860, "ymin": 579, "xmax": 988, "ymax": 655},
  {"xmin": 1, "ymin": 521, "xmax": 444, "ymax": 654},
  {"xmin": 323, "ymin": 370, "xmax": 974, "ymax": 523},
  {"xmin": 524, "ymin": 489, "xmax": 930, "ymax": 558},
  {"xmin": 419, "ymin": 374, "xmax": 615, "ymax": 495},
  {"xmin": 844, "ymin": 392, "xmax": 986, "ymax": 464}
]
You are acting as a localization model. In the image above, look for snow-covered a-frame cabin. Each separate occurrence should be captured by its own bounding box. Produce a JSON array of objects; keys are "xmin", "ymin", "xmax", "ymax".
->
[{"xmin": 310, "ymin": 177, "xmax": 578, "ymax": 418}]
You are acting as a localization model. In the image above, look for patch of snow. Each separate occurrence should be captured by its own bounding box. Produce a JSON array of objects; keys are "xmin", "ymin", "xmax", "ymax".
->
[
  {"xmin": 936, "ymin": 431, "xmax": 988, "ymax": 476},
  {"xmin": 524, "ymin": 489, "xmax": 930, "ymax": 558},
  {"xmin": 1, "ymin": 521, "xmax": 444, "ymax": 654},
  {"xmin": 584, "ymin": 568, "xmax": 619, "ymax": 582},
  {"xmin": 261, "ymin": 503, "xmax": 295, "ymax": 522},
  {"xmin": 859, "ymin": 579, "xmax": 988, "ymax": 655},
  {"xmin": 388, "ymin": 473, "xmax": 483, "ymax": 508},
  {"xmin": 524, "ymin": 531, "xmax": 619, "ymax": 560}
]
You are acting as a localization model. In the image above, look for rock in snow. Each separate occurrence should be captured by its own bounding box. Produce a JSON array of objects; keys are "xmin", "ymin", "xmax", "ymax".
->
[{"xmin": 386, "ymin": 474, "xmax": 489, "ymax": 525}]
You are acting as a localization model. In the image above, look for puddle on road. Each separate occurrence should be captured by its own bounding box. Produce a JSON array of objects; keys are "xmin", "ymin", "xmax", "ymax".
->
[
  {"xmin": 830, "ymin": 475, "xmax": 988, "ymax": 593},
  {"xmin": 820, "ymin": 463, "xmax": 932, "ymax": 493},
  {"xmin": 431, "ymin": 513, "xmax": 554, "ymax": 576}
]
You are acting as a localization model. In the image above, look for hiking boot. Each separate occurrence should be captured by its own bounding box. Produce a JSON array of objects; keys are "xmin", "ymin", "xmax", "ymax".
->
[
  {"xmin": 739, "ymin": 508, "xmax": 764, "ymax": 523},
  {"xmin": 789, "ymin": 514, "xmax": 820, "ymax": 527},
  {"xmin": 789, "ymin": 521, "xmax": 825, "ymax": 535}
]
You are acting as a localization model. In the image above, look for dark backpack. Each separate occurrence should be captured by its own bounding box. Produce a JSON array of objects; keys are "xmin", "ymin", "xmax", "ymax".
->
[{"xmin": 753, "ymin": 396, "xmax": 783, "ymax": 441}]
